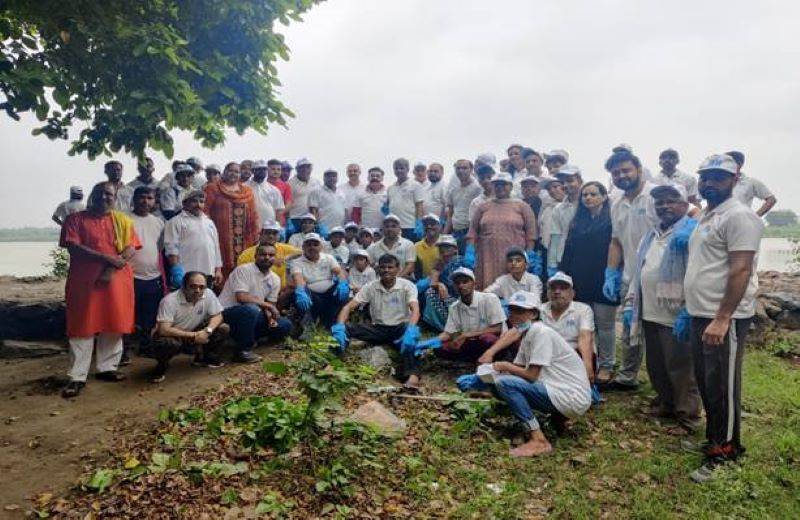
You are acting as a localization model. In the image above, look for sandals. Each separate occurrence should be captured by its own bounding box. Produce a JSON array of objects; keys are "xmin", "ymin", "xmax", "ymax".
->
[{"xmin": 61, "ymin": 381, "xmax": 85, "ymax": 399}]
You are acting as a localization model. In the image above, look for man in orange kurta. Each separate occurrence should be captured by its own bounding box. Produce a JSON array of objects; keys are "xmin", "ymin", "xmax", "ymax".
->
[{"xmin": 60, "ymin": 182, "xmax": 141, "ymax": 398}]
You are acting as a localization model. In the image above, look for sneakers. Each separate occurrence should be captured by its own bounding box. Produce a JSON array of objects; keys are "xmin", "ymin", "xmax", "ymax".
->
[
  {"xmin": 689, "ymin": 443, "xmax": 745, "ymax": 483},
  {"xmin": 234, "ymin": 351, "xmax": 262, "ymax": 364},
  {"xmin": 690, "ymin": 459, "xmax": 724, "ymax": 483}
]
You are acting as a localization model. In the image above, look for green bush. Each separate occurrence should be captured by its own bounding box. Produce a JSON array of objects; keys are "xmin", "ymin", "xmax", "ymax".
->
[
  {"xmin": 47, "ymin": 246, "xmax": 69, "ymax": 278},
  {"xmin": 207, "ymin": 396, "xmax": 307, "ymax": 453}
]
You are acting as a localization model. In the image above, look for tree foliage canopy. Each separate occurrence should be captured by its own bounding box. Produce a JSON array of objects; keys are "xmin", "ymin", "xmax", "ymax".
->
[
  {"xmin": 0, "ymin": 0, "xmax": 319, "ymax": 160},
  {"xmin": 764, "ymin": 209, "xmax": 798, "ymax": 227}
]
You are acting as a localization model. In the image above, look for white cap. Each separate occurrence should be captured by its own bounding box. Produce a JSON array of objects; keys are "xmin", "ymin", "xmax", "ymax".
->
[
  {"xmin": 175, "ymin": 163, "xmax": 194, "ymax": 174},
  {"xmin": 507, "ymin": 291, "xmax": 540, "ymax": 310},
  {"xmin": 651, "ymin": 183, "xmax": 688, "ymax": 202},
  {"xmin": 449, "ymin": 267, "xmax": 476, "ymax": 282},
  {"xmin": 352, "ymin": 248, "xmax": 370, "ymax": 258},
  {"xmin": 298, "ymin": 212, "xmax": 317, "ymax": 222},
  {"xmin": 519, "ymin": 175, "xmax": 541, "ymax": 184},
  {"xmin": 206, "ymin": 163, "xmax": 221, "ymax": 172},
  {"xmin": 413, "ymin": 162, "xmax": 426, "ymax": 170},
  {"xmin": 382, "ymin": 213, "xmax": 401, "ymax": 223},
  {"xmin": 475, "ymin": 152, "xmax": 497, "ymax": 166},
  {"xmin": 344, "ymin": 221, "xmax": 359, "ymax": 230},
  {"xmin": 545, "ymin": 149, "xmax": 569, "ymax": 162},
  {"xmin": 302, "ymin": 232, "xmax": 323, "ymax": 244},
  {"xmin": 547, "ymin": 271, "xmax": 573, "ymax": 287},
  {"xmin": 421, "ymin": 213, "xmax": 441, "ymax": 223},
  {"xmin": 296, "ymin": 157, "xmax": 312, "ymax": 168},
  {"xmin": 329, "ymin": 226, "xmax": 345, "ymax": 235},
  {"xmin": 555, "ymin": 164, "xmax": 581, "ymax": 177},
  {"xmin": 538, "ymin": 176, "xmax": 561, "ymax": 189},
  {"xmin": 261, "ymin": 221, "xmax": 282, "ymax": 231},
  {"xmin": 435, "ymin": 234, "xmax": 458, "ymax": 248},
  {"xmin": 698, "ymin": 154, "xmax": 738, "ymax": 175},
  {"xmin": 491, "ymin": 172, "xmax": 514, "ymax": 184},
  {"xmin": 253, "ymin": 159, "xmax": 268, "ymax": 169}
]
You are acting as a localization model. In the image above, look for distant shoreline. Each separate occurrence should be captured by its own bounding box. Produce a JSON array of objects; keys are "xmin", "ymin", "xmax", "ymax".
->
[{"xmin": 0, "ymin": 227, "xmax": 59, "ymax": 242}]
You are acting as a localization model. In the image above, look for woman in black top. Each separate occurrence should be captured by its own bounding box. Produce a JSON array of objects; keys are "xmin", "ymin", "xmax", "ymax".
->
[{"xmin": 559, "ymin": 181, "xmax": 617, "ymax": 384}]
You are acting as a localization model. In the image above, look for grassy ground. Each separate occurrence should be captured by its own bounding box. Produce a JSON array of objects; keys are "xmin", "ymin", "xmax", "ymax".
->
[{"xmin": 38, "ymin": 340, "xmax": 800, "ymax": 519}]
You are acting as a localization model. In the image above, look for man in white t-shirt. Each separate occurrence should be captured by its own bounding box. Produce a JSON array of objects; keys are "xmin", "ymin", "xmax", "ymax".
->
[
  {"xmin": 129, "ymin": 186, "xmax": 165, "ymax": 361},
  {"xmin": 352, "ymin": 167, "xmax": 388, "ymax": 230},
  {"xmin": 654, "ymin": 149, "xmax": 700, "ymax": 207},
  {"xmin": 445, "ymin": 159, "xmax": 483, "ymax": 252},
  {"xmin": 52, "ymin": 186, "xmax": 85, "ymax": 226},
  {"xmin": 726, "ymin": 150, "xmax": 777, "ymax": 217},
  {"xmin": 160, "ymin": 163, "xmax": 195, "ymax": 220},
  {"xmin": 219, "ymin": 244, "xmax": 292, "ymax": 363},
  {"xmin": 287, "ymin": 157, "xmax": 321, "ymax": 221},
  {"xmin": 684, "ymin": 154, "xmax": 764, "ymax": 483},
  {"xmin": 291, "ymin": 233, "xmax": 350, "ymax": 329},
  {"xmin": 247, "ymin": 160, "xmax": 285, "ymax": 226},
  {"xmin": 149, "ymin": 272, "xmax": 229, "ymax": 382},
  {"xmin": 387, "ymin": 158, "xmax": 424, "ymax": 241},
  {"xmin": 308, "ymin": 169, "xmax": 346, "ymax": 233},
  {"xmin": 339, "ymin": 163, "xmax": 365, "ymax": 222},
  {"xmin": 366, "ymin": 214, "xmax": 416, "ymax": 278}
]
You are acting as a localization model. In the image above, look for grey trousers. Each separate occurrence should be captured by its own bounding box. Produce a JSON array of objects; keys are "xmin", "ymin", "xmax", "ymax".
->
[
  {"xmin": 614, "ymin": 281, "xmax": 643, "ymax": 385},
  {"xmin": 642, "ymin": 321, "xmax": 701, "ymax": 430},
  {"xmin": 591, "ymin": 302, "xmax": 618, "ymax": 371}
]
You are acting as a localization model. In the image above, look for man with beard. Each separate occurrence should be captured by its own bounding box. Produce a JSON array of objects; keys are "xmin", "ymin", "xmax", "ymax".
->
[
  {"xmin": 414, "ymin": 214, "xmax": 443, "ymax": 278},
  {"xmin": 239, "ymin": 160, "xmax": 254, "ymax": 184},
  {"xmin": 387, "ymin": 158, "xmax": 425, "ymax": 240},
  {"xmin": 237, "ymin": 222, "xmax": 301, "ymax": 289},
  {"xmin": 603, "ymin": 149, "xmax": 659, "ymax": 391},
  {"xmin": 103, "ymin": 161, "xmax": 129, "ymax": 211},
  {"xmin": 121, "ymin": 157, "xmax": 160, "ymax": 213},
  {"xmin": 417, "ymin": 162, "xmax": 447, "ymax": 220},
  {"xmin": 340, "ymin": 163, "xmax": 365, "ymax": 222},
  {"xmin": 247, "ymin": 159, "xmax": 285, "ymax": 225},
  {"xmin": 726, "ymin": 151, "xmax": 776, "ymax": 217},
  {"xmin": 683, "ymin": 154, "xmax": 763, "ymax": 482},
  {"xmin": 444, "ymin": 159, "xmax": 482, "ymax": 253}
]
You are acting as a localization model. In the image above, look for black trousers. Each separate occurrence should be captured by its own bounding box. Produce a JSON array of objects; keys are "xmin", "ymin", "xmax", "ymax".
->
[
  {"xmin": 346, "ymin": 323, "xmax": 419, "ymax": 378},
  {"xmin": 134, "ymin": 277, "xmax": 163, "ymax": 339},
  {"xmin": 690, "ymin": 317, "xmax": 751, "ymax": 451}
]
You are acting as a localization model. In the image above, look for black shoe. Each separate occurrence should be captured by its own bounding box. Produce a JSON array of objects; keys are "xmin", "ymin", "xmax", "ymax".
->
[
  {"xmin": 204, "ymin": 355, "xmax": 225, "ymax": 369},
  {"xmin": 603, "ymin": 381, "xmax": 639, "ymax": 392},
  {"xmin": 234, "ymin": 351, "xmax": 262, "ymax": 364},
  {"xmin": 61, "ymin": 381, "xmax": 85, "ymax": 398},
  {"xmin": 95, "ymin": 371, "xmax": 126, "ymax": 382}
]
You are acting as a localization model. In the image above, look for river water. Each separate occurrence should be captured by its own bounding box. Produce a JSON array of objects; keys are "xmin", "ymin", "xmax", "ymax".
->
[{"xmin": 0, "ymin": 238, "xmax": 795, "ymax": 277}]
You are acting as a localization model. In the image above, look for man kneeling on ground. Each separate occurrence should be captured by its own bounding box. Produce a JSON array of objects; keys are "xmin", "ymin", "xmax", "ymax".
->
[
  {"xmin": 458, "ymin": 291, "xmax": 591, "ymax": 457},
  {"xmin": 150, "ymin": 271, "xmax": 229, "ymax": 383},
  {"xmin": 219, "ymin": 244, "xmax": 292, "ymax": 363},
  {"xmin": 330, "ymin": 254, "xmax": 422, "ymax": 388}
]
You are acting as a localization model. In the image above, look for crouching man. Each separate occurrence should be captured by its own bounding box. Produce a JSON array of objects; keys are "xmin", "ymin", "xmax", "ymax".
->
[
  {"xmin": 291, "ymin": 233, "xmax": 351, "ymax": 329},
  {"xmin": 219, "ymin": 244, "xmax": 292, "ymax": 363},
  {"xmin": 330, "ymin": 254, "xmax": 422, "ymax": 389},
  {"xmin": 150, "ymin": 271, "xmax": 229, "ymax": 383}
]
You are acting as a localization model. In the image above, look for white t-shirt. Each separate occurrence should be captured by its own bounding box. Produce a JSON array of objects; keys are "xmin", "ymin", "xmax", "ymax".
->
[
  {"xmin": 218, "ymin": 263, "xmax": 281, "ymax": 308},
  {"xmin": 288, "ymin": 176, "xmax": 321, "ymax": 218},
  {"xmin": 484, "ymin": 272, "xmax": 543, "ymax": 302},
  {"xmin": 308, "ymin": 186, "xmax": 346, "ymax": 229},
  {"xmin": 549, "ymin": 199, "xmax": 578, "ymax": 263},
  {"xmin": 514, "ymin": 322, "xmax": 591, "ymax": 418},
  {"xmin": 367, "ymin": 237, "xmax": 416, "ymax": 269},
  {"xmin": 349, "ymin": 265, "xmax": 377, "ymax": 290},
  {"xmin": 354, "ymin": 277, "xmax": 417, "ymax": 326},
  {"xmin": 159, "ymin": 184, "xmax": 193, "ymax": 214},
  {"xmin": 291, "ymin": 253, "xmax": 340, "ymax": 293},
  {"xmin": 163, "ymin": 212, "xmax": 223, "ymax": 275},
  {"xmin": 540, "ymin": 301, "xmax": 595, "ymax": 352},
  {"xmin": 446, "ymin": 181, "xmax": 483, "ymax": 231},
  {"xmin": 733, "ymin": 174, "xmax": 773, "ymax": 208},
  {"xmin": 537, "ymin": 200, "xmax": 558, "ymax": 250},
  {"xmin": 156, "ymin": 288, "xmax": 223, "ymax": 331},
  {"xmin": 387, "ymin": 179, "xmax": 424, "ymax": 228},
  {"xmin": 355, "ymin": 187, "xmax": 388, "ymax": 229},
  {"xmin": 53, "ymin": 199, "xmax": 85, "ymax": 222},
  {"xmin": 639, "ymin": 226, "xmax": 679, "ymax": 326},
  {"xmin": 324, "ymin": 242, "xmax": 350, "ymax": 265},
  {"xmin": 246, "ymin": 179, "xmax": 285, "ymax": 225},
  {"xmin": 416, "ymin": 179, "xmax": 447, "ymax": 217},
  {"xmin": 130, "ymin": 213, "xmax": 164, "ymax": 280},
  {"xmin": 684, "ymin": 197, "xmax": 763, "ymax": 319},
  {"xmin": 611, "ymin": 182, "xmax": 659, "ymax": 284},
  {"xmin": 339, "ymin": 182, "xmax": 365, "ymax": 213},
  {"xmin": 444, "ymin": 291, "xmax": 507, "ymax": 335}
]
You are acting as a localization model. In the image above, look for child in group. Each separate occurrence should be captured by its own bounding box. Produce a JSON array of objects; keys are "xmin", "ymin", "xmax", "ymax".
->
[
  {"xmin": 325, "ymin": 226, "xmax": 350, "ymax": 266},
  {"xmin": 485, "ymin": 247, "xmax": 543, "ymax": 308},
  {"xmin": 288, "ymin": 213, "xmax": 319, "ymax": 248},
  {"xmin": 348, "ymin": 249, "xmax": 376, "ymax": 294},
  {"xmin": 344, "ymin": 222, "xmax": 361, "ymax": 255}
]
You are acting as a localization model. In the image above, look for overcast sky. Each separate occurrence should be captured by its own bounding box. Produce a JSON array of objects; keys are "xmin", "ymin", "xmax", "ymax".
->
[{"xmin": 2, "ymin": 0, "xmax": 799, "ymax": 227}]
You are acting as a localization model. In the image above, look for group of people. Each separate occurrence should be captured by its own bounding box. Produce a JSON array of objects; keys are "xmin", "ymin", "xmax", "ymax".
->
[{"xmin": 54, "ymin": 145, "xmax": 771, "ymax": 482}]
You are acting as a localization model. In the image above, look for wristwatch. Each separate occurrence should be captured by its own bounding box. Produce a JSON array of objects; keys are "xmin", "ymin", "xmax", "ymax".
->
[{"xmin": 205, "ymin": 327, "xmax": 213, "ymax": 334}]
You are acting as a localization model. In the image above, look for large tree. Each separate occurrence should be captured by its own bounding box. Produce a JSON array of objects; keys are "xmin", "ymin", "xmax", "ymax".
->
[{"xmin": 0, "ymin": 0, "xmax": 319, "ymax": 160}]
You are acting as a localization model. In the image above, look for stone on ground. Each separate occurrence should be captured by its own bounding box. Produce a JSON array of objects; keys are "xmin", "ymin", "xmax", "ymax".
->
[
  {"xmin": 356, "ymin": 346, "xmax": 392, "ymax": 369},
  {"xmin": 349, "ymin": 400, "xmax": 407, "ymax": 437}
]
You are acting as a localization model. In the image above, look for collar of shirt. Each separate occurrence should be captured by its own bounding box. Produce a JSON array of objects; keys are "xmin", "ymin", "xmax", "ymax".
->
[
  {"xmin": 543, "ymin": 301, "xmax": 577, "ymax": 322},
  {"xmin": 455, "ymin": 291, "xmax": 482, "ymax": 310},
  {"xmin": 701, "ymin": 196, "xmax": 738, "ymax": 220},
  {"xmin": 374, "ymin": 279, "xmax": 402, "ymax": 293}
]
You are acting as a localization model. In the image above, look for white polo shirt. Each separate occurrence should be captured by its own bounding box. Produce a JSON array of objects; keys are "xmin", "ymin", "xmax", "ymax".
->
[
  {"xmin": 387, "ymin": 179, "xmax": 424, "ymax": 228},
  {"xmin": 354, "ymin": 187, "xmax": 388, "ymax": 229},
  {"xmin": 444, "ymin": 290, "xmax": 507, "ymax": 335},
  {"xmin": 163, "ymin": 211, "xmax": 223, "ymax": 275},
  {"xmin": 514, "ymin": 322, "xmax": 591, "ymax": 418},
  {"xmin": 349, "ymin": 265, "xmax": 377, "ymax": 290},
  {"xmin": 537, "ymin": 200, "xmax": 558, "ymax": 250},
  {"xmin": 549, "ymin": 199, "xmax": 578, "ymax": 263},
  {"xmin": 156, "ymin": 288, "xmax": 224, "ymax": 331},
  {"xmin": 654, "ymin": 169, "xmax": 699, "ymax": 199},
  {"xmin": 218, "ymin": 263, "xmax": 281, "ymax": 308},
  {"xmin": 291, "ymin": 253, "xmax": 339, "ymax": 293},
  {"xmin": 246, "ymin": 179, "xmax": 285, "ymax": 225},
  {"xmin": 53, "ymin": 199, "xmax": 85, "ymax": 222},
  {"xmin": 446, "ymin": 180, "xmax": 483, "ymax": 231},
  {"xmin": 639, "ymin": 226, "xmax": 679, "ymax": 326},
  {"xmin": 308, "ymin": 185, "xmax": 346, "ymax": 229},
  {"xmin": 684, "ymin": 197, "xmax": 763, "ymax": 319},
  {"xmin": 288, "ymin": 176, "xmax": 321, "ymax": 218},
  {"xmin": 417, "ymin": 179, "xmax": 447, "ymax": 217},
  {"xmin": 733, "ymin": 174, "xmax": 773, "ymax": 208},
  {"xmin": 367, "ymin": 237, "xmax": 416, "ymax": 269},
  {"xmin": 540, "ymin": 301, "xmax": 595, "ymax": 351},
  {"xmin": 611, "ymin": 182, "xmax": 659, "ymax": 284},
  {"xmin": 485, "ymin": 272, "xmax": 543, "ymax": 302},
  {"xmin": 130, "ymin": 213, "xmax": 164, "ymax": 281},
  {"xmin": 338, "ymin": 182, "xmax": 365, "ymax": 213},
  {"xmin": 354, "ymin": 277, "xmax": 417, "ymax": 326}
]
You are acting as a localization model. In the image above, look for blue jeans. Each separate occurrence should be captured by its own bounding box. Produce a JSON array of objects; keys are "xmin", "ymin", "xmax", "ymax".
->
[
  {"xmin": 299, "ymin": 284, "xmax": 344, "ymax": 328},
  {"xmin": 222, "ymin": 304, "xmax": 291, "ymax": 353},
  {"xmin": 459, "ymin": 374, "xmax": 560, "ymax": 431}
]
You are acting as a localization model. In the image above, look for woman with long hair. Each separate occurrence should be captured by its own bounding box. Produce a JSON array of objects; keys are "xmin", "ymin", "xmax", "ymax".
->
[
  {"xmin": 203, "ymin": 162, "xmax": 260, "ymax": 282},
  {"xmin": 559, "ymin": 181, "xmax": 617, "ymax": 384}
]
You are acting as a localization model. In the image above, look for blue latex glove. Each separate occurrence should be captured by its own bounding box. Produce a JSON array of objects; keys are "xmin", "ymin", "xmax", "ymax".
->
[
  {"xmin": 591, "ymin": 384, "xmax": 603, "ymax": 405},
  {"xmin": 500, "ymin": 299, "xmax": 510, "ymax": 317},
  {"xmin": 318, "ymin": 223, "xmax": 330, "ymax": 239},
  {"xmin": 397, "ymin": 324, "xmax": 421, "ymax": 355},
  {"xmin": 602, "ymin": 267, "xmax": 622, "ymax": 302},
  {"xmin": 414, "ymin": 219, "xmax": 424, "ymax": 240},
  {"xmin": 285, "ymin": 219, "xmax": 297, "ymax": 238},
  {"xmin": 526, "ymin": 249, "xmax": 543, "ymax": 276},
  {"xmin": 381, "ymin": 202, "xmax": 390, "ymax": 216},
  {"xmin": 622, "ymin": 306, "xmax": 633, "ymax": 330},
  {"xmin": 547, "ymin": 266, "xmax": 559, "ymax": 278},
  {"xmin": 673, "ymin": 307, "xmax": 691, "ymax": 343},
  {"xmin": 413, "ymin": 337, "xmax": 442, "ymax": 357},
  {"xmin": 456, "ymin": 374, "xmax": 490, "ymax": 392},
  {"xmin": 416, "ymin": 277, "xmax": 431, "ymax": 293},
  {"xmin": 330, "ymin": 323, "xmax": 349, "ymax": 353},
  {"xmin": 278, "ymin": 228, "xmax": 287, "ymax": 242},
  {"xmin": 463, "ymin": 244, "xmax": 476, "ymax": 269},
  {"xmin": 295, "ymin": 286, "xmax": 312, "ymax": 312},
  {"xmin": 334, "ymin": 279, "xmax": 351, "ymax": 302},
  {"xmin": 169, "ymin": 264, "xmax": 185, "ymax": 288},
  {"xmin": 669, "ymin": 218, "xmax": 697, "ymax": 253}
]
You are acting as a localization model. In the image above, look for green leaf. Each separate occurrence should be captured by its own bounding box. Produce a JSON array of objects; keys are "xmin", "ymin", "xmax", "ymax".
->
[
  {"xmin": 85, "ymin": 469, "xmax": 116, "ymax": 493},
  {"xmin": 262, "ymin": 361, "xmax": 288, "ymax": 375}
]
